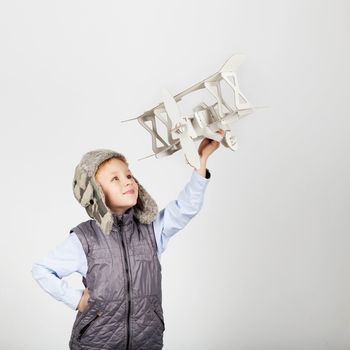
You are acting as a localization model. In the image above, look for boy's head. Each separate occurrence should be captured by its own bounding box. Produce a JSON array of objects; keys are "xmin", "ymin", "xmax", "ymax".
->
[
  {"xmin": 95, "ymin": 157, "xmax": 139, "ymax": 216},
  {"xmin": 72, "ymin": 149, "xmax": 158, "ymax": 235}
]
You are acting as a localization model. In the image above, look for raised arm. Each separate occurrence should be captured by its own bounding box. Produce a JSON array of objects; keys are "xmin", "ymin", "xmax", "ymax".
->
[
  {"xmin": 153, "ymin": 129, "xmax": 224, "ymax": 257},
  {"xmin": 153, "ymin": 168, "xmax": 211, "ymax": 256}
]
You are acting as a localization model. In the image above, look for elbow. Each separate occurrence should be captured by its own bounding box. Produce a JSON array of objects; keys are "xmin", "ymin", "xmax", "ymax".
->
[
  {"xmin": 31, "ymin": 263, "xmax": 39, "ymax": 280},
  {"xmin": 190, "ymin": 202, "xmax": 203, "ymax": 216},
  {"xmin": 188, "ymin": 196, "xmax": 204, "ymax": 216},
  {"xmin": 31, "ymin": 262, "xmax": 46, "ymax": 281}
]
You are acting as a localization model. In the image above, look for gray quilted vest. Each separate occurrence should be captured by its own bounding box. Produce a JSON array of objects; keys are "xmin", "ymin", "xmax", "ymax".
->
[{"xmin": 68, "ymin": 206, "xmax": 164, "ymax": 350}]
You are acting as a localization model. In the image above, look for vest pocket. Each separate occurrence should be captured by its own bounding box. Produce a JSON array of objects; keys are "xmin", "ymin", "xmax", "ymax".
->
[
  {"xmin": 75, "ymin": 297, "xmax": 104, "ymax": 343},
  {"xmin": 132, "ymin": 241, "xmax": 153, "ymax": 261},
  {"xmin": 77, "ymin": 313, "xmax": 101, "ymax": 342}
]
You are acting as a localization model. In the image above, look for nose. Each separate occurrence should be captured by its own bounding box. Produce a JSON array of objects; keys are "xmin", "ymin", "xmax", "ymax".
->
[{"xmin": 123, "ymin": 177, "xmax": 133, "ymax": 188}]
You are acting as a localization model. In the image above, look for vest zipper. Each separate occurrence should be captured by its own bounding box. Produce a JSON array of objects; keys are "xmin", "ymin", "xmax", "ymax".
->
[{"xmin": 118, "ymin": 219, "xmax": 132, "ymax": 350}]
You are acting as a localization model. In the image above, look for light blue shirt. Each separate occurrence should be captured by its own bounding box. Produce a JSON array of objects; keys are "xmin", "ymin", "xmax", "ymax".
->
[{"xmin": 31, "ymin": 169, "xmax": 210, "ymax": 311}]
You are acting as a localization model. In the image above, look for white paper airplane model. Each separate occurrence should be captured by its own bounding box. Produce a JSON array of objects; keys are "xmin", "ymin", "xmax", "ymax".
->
[{"xmin": 121, "ymin": 54, "xmax": 264, "ymax": 169}]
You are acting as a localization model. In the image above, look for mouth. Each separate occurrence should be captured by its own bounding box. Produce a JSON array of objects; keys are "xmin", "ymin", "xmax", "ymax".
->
[{"xmin": 124, "ymin": 189, "xmax": 135, "ymax": 195}]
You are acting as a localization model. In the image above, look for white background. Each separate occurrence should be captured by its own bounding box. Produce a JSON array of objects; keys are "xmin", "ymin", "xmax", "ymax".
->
[{"xmin": 1, "ymin": 0, "xmax": 349, "ymax": 349}]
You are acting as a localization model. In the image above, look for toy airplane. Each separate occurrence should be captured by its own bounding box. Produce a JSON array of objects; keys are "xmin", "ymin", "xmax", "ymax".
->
[{"xmin": 121, "ymin": 54, "xmax": 264, "ymax": 169}]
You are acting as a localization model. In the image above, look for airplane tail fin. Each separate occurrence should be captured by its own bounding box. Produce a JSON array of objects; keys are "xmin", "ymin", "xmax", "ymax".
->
[
  {"xmin": 220, "ymin": 54, "xmax": 246, "ymax": 73},
  {"xmin": 137, "ymin": 153, "xmax": 156, "ymax": 161},
  {"xmin": 120, "ymin": 116, "xmax": 139, "ymax": 123}
]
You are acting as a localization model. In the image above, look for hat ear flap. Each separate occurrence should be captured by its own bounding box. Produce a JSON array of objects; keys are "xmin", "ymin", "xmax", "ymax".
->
[
  {"xmin": 133, "ymin": 177, "xmax": 158, "ymax": 224},
  {"xmin": 86, "ymin": 178, "xmax": 113, "ymax": 235},
  {"xmin": 72, "ymin": 165, "xmax": 113, "ymax": 235},
  {"xmin": 73, "ymin": 166, "xmax": 90, "ymax": 204}
]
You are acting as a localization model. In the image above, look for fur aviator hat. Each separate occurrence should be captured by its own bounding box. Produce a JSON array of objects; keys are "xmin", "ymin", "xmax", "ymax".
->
[{"xmin": 72, "ymin": 149, "xmax": 158, "ymax": 235}]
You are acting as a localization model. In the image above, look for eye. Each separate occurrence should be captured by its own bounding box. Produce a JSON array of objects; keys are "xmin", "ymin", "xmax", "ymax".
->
[{"xmin": 112, "ymin": 175, "xmax": 133, "ymax": 181}]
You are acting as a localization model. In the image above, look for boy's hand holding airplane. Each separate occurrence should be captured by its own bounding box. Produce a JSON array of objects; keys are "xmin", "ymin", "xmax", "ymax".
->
[
  {"xmin": 198, "ymin": 129, "xmax": 225, "ymax": 160},
  {"xmin": 196, "ymin": 129, "xmax": 225, "ymax": 177}
]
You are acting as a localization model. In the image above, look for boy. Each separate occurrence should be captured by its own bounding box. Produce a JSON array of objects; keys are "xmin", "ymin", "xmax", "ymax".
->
[{"xmin": 31, "ymin": 130, "xmax": 224, "ymax": 349}]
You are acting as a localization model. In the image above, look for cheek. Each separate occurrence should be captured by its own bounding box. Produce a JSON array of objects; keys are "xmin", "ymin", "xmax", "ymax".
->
[
  {"xmin": 109, "ymin": 186, "xmax": 123, "ymax": 199},
  {"xmin": 133, "ymin": 181, "xmax": 138, "ymax": 191}
]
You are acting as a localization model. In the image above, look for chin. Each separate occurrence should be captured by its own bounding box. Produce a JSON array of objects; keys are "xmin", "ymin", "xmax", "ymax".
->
[{"xmin": 127, "ymin": 198, "xmax": 138, "ymax": 206}]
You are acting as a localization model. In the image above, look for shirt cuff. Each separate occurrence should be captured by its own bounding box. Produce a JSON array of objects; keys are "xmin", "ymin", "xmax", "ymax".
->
[
  {"xmin": 205, "ymin": 168, "xmax": 211, "ymax": 179},
  {"xmin": 191, "ymin": 168, "xmax": 211, "ymax": 190}
]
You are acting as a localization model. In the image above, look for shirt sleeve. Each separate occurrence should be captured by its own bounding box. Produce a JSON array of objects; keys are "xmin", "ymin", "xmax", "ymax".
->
[
  {"xmin": 31, "ymin": 232, "xmax": 88, "ymax": 311},
  {"xmin": 153, "ymin": 168, "xmax": 211, "ymax": 257}
]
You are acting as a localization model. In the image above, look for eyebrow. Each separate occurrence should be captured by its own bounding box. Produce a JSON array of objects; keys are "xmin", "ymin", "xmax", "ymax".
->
[{"xmin": 110, "ymin": 170, "xmax": 131, "ymax": 175}]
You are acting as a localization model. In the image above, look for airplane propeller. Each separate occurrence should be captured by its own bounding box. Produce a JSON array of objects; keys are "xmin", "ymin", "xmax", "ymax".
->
[{"xmin": 162, "ymin": 89, "xmax": 201, "ymax": 169}]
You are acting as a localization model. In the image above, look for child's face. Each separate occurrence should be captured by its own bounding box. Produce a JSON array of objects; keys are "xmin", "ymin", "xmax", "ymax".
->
[{"xmin": 96, "ymin": 158, "xmax": 139, "ymax": 216}]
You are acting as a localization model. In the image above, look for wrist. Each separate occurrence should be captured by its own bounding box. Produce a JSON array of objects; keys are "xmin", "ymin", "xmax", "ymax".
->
[
  {"xmin": 197, "ymin": 157, "xmax": 208, "ymax": 178},
  {"xmin": 200, "ymin": 156, "xmax": 208, "ymax": 166}
]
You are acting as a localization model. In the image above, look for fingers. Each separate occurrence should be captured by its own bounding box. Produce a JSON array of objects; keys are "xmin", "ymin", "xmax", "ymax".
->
[
  {"xmin": 198, "ymin": 138, "xmax": 210, "ymax": 154},
  {"xmin": 198, "ymin": 130, "xmax": 223, "ymax": 156},
  {"xmin": 216, "ymin": 129, "xmax": 225, "ymax": 136},
  {"xmin": 201, "ymin": 139, "xmax": 211, "ymax": 147}
]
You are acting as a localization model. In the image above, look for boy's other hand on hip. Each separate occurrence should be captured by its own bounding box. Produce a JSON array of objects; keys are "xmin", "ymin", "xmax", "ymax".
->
[{"xmin": 77, "ymin": 288, "xmax": 90, "ymax": 313}]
